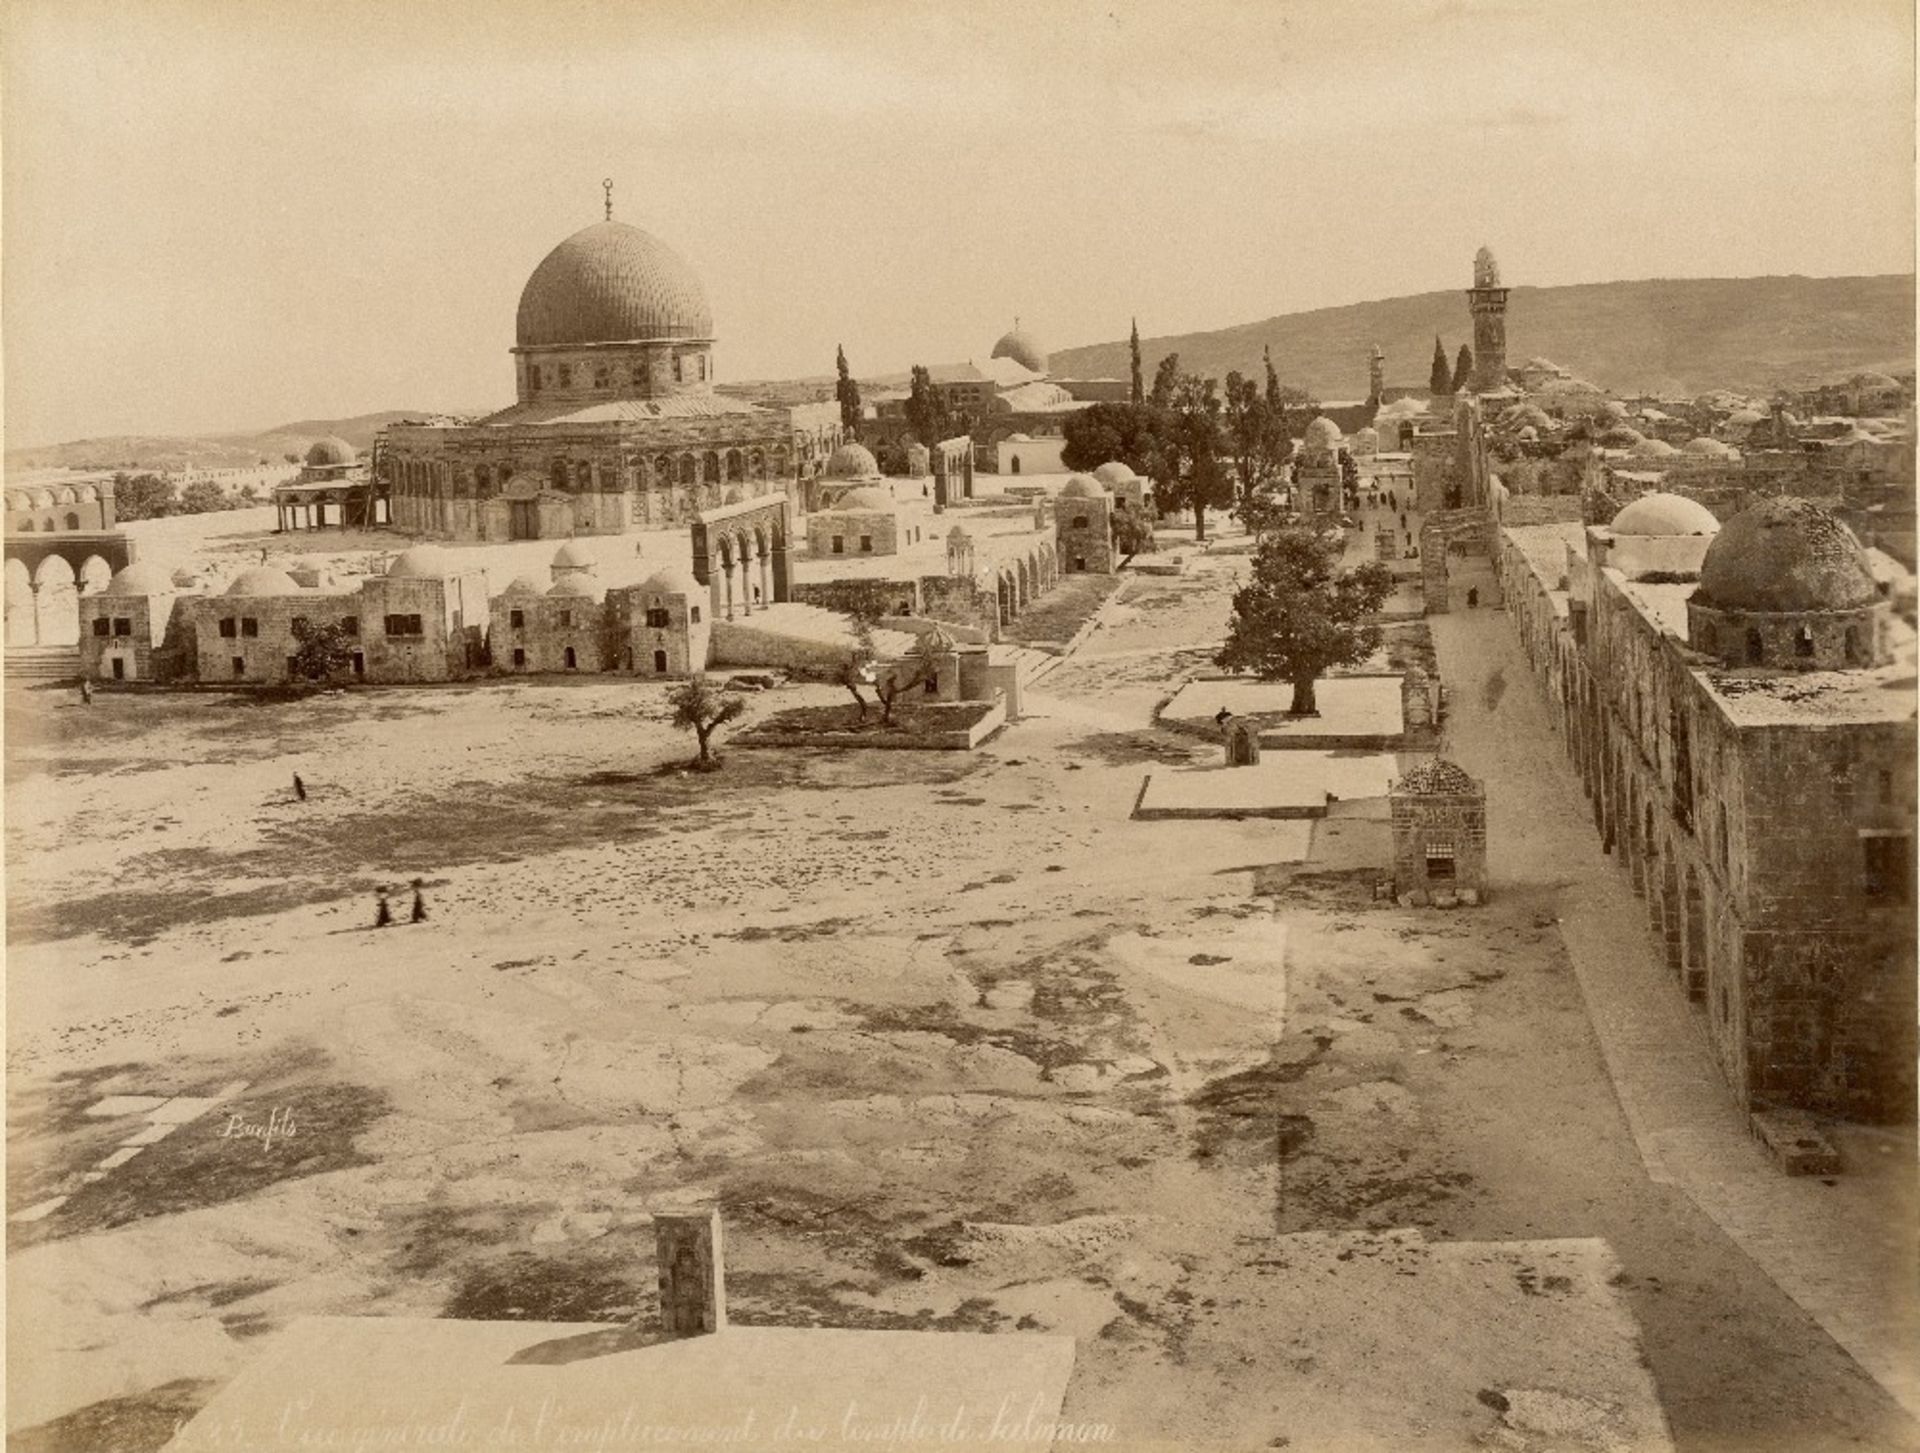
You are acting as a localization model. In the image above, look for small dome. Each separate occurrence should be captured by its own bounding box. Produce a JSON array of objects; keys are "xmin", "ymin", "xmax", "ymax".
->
[
  {"xmin": 515, "ymin": 220, "xmax": 712, "ymax": 348},
  {"xmin": 1629, "ymin": 437, "xmax": 1677, "ymax": 458},
  {"xmin": 1599, "ymin": 400, "xmax": 1628, "ymax": 421},
  {"xmin": 638, "ymin": 566, "xmax": 701, "ymax": 597},
  {"xmin": 501, "ymin": 574, "xmax": 547, "ymax": 597},
  {"xmin": 1726, "ymin": 408, "xmax": 1764, "ymax": 427},
  {"xmin": 548, "ymin": 575, "xmax": 601, "ymax": 599},
  {"xmin": 1303, "ymin": 417, "xmax": 1343, "ymax": 454},
  {"xmin": 1611, "ymin": 493, "xmax": 1720, "ymax": 537},
  {"xmin": 1394, "ymin": 758, "xmax": 1480, "ymax": 795},
  {"xmin": 1517, "ymin": 426, "xmax": 1538, "ymax": 441},
  {"xmin": 1597, "ymin": 426, "xmax": 1644, "ymax": 448},
  {"xmin": 990, "ymin": 322, "xmax": 1048, "ymax": 374},
  {"xmin": 1377, "ymin": 397, "xmax": 1428, "ymax": 420},
  {"xmin": 923, "ymin": 622, "xmax": 959, "ymax": 651},
  {"xmin": 1093, "ymin": 461, "xmax": 1140, "ymax": 486},
  {"xmin": 946, "ymin": 524, "xmax": 972, "ymax": 542},
  {"xmin": 832, "ymin": 484, "xmax": 895, "ymax": 512},
  {"xmin": 1695, "ymin": 497, "xmax": 1879, "ymax": 613},
  {"xmin": 825, "ymin": 441, "xmax": 881, "ymax": 480},
  {"xmin": 1059, "ymin": 475, "xmax": 1103, "ymax": 499},
  {"xmin": 104, "ymin": 561, "xmax": 177, "ymax": 596},
  {"xmin": 170, "ymin": 568, "xmax": 200, "ymax": 588},
  {"xmin": 551, "ymin": 540, "xmax": 595, "ymax": 570},
  {"xmin": 304, "ymin": 435, "xmax": 356, "ymax": 467},
  {"xmin": 387, "ymin": 546, "xmax": 453, "ymax": 578},
  {"xmin": 1682, "ymin": 436, "xmax": 1732, "ymax": 456},
  {"xmin": 225, "ymin": 566, "xmax": 303, "ymax": 597}
]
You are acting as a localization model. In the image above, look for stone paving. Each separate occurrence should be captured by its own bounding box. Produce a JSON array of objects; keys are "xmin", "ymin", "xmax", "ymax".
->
[{"xmin": 1429, "ymin": 607, "xmax": 1920, "ymax": 1423}]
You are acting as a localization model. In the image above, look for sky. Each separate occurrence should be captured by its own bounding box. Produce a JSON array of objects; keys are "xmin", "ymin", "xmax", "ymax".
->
[{"xmin": 2, "ymin": 0, "xmax": 1913, "ymax": 447}]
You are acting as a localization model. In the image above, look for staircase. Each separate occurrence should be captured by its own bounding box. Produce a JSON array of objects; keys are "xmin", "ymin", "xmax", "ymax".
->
[{"xmin": 5, "ymin": 646, "xmax": 82, "ymax": 685}]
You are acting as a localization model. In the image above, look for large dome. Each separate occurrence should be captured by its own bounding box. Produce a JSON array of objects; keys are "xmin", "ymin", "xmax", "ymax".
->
[
  {"xmin": 990, "ymin": 322, "xmax": 1048, "ymax": 375},
  {"xmin": 1302, "ymin": 416, "xmax": 1343, "ymax": 454},
  {"xmin": 516, "ymin": 221, "xmax": 713, "ymax": 348},
  {"xmin": 1695, "ymin": 498, "xmax": 1879, "ymax": 614}
]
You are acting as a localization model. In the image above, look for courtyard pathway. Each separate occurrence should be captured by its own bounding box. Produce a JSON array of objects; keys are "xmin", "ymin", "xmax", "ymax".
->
[{"xmin": 1428, "ymin": 605, "xmax": 1920, "ymax": 1423}]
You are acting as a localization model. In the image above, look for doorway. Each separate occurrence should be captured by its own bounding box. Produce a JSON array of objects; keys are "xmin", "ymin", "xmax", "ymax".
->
[{"xmin": 510, "ymin": 500, "xmax": 538, "ymax": 540}]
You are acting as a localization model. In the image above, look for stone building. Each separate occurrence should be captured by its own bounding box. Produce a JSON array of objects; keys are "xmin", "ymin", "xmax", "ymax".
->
[
  {"xmin": 806, "ymin": 485, "xmax": 903, "ymax": 558},
  {"xmin": 1498, "ymin": 494, "xmax": 1917, "ymax": 1122},
  {"xmin": 274, "ymin": 436, "xmax": 387, "ymax": 532},
  {"xmin": 78, "ymin": 562, "xmax": 178, "ymax": 682},
  {"xmin": 813, "ymin": 441, "xmax": 885, "ymax": 512},
  {"xmin": 1389, "ymin": 759, "xmax": 1488, "ymax": 901},
  {"xmin": 379, "ymin": 205, "xmax": 840, "ymax": 542},
  {"xmin": 4, "ymin": 471, "xmax": 117, "ymax": 534},
  {"xmin": 1055, "ymin": 475, "xmax": 1115, "ymax": 574},
  {"xmin": 1093, "ymin": 461, "xmax": 1149, "ymax": 518},
  {"xmin": 1293, "ymin": 417, "xmax": 1345, "ymax": 520},
  {"xmin": 617, "ymin": 565, "xmax": 711, "ymax": 677}
]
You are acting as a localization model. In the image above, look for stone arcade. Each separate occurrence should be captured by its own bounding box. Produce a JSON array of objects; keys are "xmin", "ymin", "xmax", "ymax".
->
[{"xmin": 1498, "ymin": 492, "xmax": 1916, "ymax": 1120}]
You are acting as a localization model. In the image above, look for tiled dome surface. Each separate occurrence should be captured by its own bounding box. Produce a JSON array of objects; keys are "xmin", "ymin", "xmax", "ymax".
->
[{"xmin": 516, "ymin": 222, "xmax": 713, "ymax": 348}]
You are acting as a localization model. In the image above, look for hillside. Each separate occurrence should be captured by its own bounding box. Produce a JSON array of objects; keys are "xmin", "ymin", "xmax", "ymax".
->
[
  {"xmin": 5, "ymin": 410, "xmax": 448, "ymax": 475},
  {"xmin": 1048, "ymin": 274, "xmax": 1916, "ymax": 401}
]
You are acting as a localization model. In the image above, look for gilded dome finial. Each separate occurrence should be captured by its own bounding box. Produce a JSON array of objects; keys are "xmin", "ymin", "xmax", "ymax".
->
[{"xmin": 603, "ymin": 177, "xmax": 614, "ymax": 221}]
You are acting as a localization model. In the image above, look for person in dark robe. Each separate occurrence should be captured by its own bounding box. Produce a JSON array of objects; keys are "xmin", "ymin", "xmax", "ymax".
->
[
  {"xmin": 293, "ymin": 773, "xmax": 307, "ymax": 801},
  {"xmin": 375, "ymin": 892, "xmax": 393, "ymax": 928},
  {"xmin": 1467, "ymin": 587, "xmax": 1480, "ymax": 608},
  {"xmin": 410, "ymin": 879, "xmax": 428, "ymax": 923}
]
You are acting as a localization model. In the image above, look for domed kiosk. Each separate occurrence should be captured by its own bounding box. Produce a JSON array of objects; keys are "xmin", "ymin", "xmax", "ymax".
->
[
  {"xmin": 379, "ymin": 193, "xmax": 837, "ymax": 541},
  {"xmin": 1686, "ymin": 498, "xmax": 1890, "ymax": 670}
]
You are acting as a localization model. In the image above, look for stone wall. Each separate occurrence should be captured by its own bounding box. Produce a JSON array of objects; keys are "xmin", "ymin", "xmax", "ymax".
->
[
  {"xmin": 792, "ymin": 577, "xmax": 919, "ymax": 621},
  {"xmin": 79, "ymin": 593, "xmax": 173, "ymax": 683},
  {"xmin": 919, "ymin": 574, "xmax": 1000, "ymax": 636},
  {"xmin": 1389, "ymin": 791, "xmax": 1487, "ymax": 898}
]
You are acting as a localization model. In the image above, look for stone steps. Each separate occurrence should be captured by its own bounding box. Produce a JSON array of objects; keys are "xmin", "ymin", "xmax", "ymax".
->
[{"xmin": 4, "ymin": 645, "xmax": 82, "ymax": 683}]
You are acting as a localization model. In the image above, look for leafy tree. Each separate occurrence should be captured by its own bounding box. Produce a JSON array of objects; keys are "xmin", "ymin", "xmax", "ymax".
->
[
  {"xmin": 1112, "ymin": 508, "xmax": 1157, "ymax": 565},
  {"xmin": 284, "ymin": 452, "xmax": 302, "ymax": 465},
  {"xmin": 1215, "ymin": 527, "xmax": 1393, "ymax": 716},
  {"xmin": 1222, "ymin": 370, "xmax": 1293, "ymax": 521},
  {"xmin": 1151, "ymin": 368, "xmax": 1231, "ymax": 542},
  {"xmin": 1264, "ymin": 346, "xmax": 1282, "ymax": 406},
  {"xmin": 1060, "ymin": 401, "xmax": 1160, "ymax": 476},
  {"xmin": 1429, "ymin": 338, "xmax": 1452, "ymax": 396},
  {"xmin": 1339, "ymin": 451, "xmax": 1360, "ymax": 510},
  {"xmin": 112, "ymin": 472, "xmax": 177, "ymax": 521},
  {"xmin": 873, "ymin": 634, "xmax": 945, "ymax": 726},
  {"xmin": 1129, "ymin": 319, "xmax": 1144, "ymax": 406},
  {"xmin": 288, "ymin": 618, "xmax": 358, "ymax": 683},
  {"xmin": 904, "ymin": 365, "xmax": 953, "ymax": 448},
  {"xmin": 1149, "ymin": 352, "xmax": 1181, "ymax": 409},
  {"xmin": 835, "ymin": 344, "xmax": 862, "ymax": 438},
  {"xmin": 1451, "ymin": 343, "xmax": 1475, "ymax": 395},
  {"xmin": 666, "ymin": 676, "xmax": 748, "ymax": 768},
  {"xmin": 179, "ymin": 479, "xmax": 232, "ymax": 514}
]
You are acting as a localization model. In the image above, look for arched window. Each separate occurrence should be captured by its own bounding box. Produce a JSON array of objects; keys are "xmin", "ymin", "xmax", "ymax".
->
[
  {"xmin": 679, "ymin": 455, "xmax": 696, "ymax": 486},
  {"xmin": 726, "ymin": 449, "xmax": 743, "ymax": 481},
  {"xmin": 593, "ymin": 364, "xmax": 610, "ymax": 390},
  {"xmin": 557, "ymin": 363, "xmax": 572, "ymax": 388},
  {"xmin": 632, "ymin": 363, "xmax": 648, "ymax": 387},
  {"xmin": 672, "ymin": 355, "xmax": 684, "ymax": 384},
  {"xmin": 64, "ymin": 513, "xmax": 79, "ymax": 530},
  {"xmin": 1794, "ymin": 624, "xmax": 1815, "ymax": 658},
  {"xmin": 1844, "ymin": 626, "xmax": 1863, "ymax": 664},
  {"xmin": 527, "ymin": 365, "xmax": 540, "ymax": 394},
  {"xmin": 551, "ymin": 459, "xmax": 569, "ymax": 491},
  {"xmin": 17, "ymin": 519, "xmax": 32, "ymax": 532},
  {"xmin": 1745, "ymin": 628, "xmax": 1764, "ymax": 665},
  {"xmin": 576, "ymin": 461, "xmax": 593, "ymax": 491},
  {"xmin": 475, "ymin": 464, "xmax": 492, "ymax": 495},
  {"xmin": 703, "ymin": 451, "xmax": 720, "ymax": 483}
]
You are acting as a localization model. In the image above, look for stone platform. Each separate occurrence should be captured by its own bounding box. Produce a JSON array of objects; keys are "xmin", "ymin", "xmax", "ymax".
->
[
  {"xmin": 164, "ymin": 1319, "xmax": 1077, "ymax": 1452},
  {"xmin": 1134, "ymin": 753, "xmax": 1399, "ymax": 820},
  {"xmin": 1160, "ymin": 675, "xmax": 1406, "ymax": 749}
]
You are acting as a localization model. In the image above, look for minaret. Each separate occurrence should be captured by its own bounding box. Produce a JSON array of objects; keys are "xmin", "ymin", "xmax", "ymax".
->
[
  {"xmin": 1466, "ymin": 246, "xmax": 1509, "ymax": 392},
  {"xmin": 1369, "ymin": 344, "xmax": 1385, "ymax": 405}
]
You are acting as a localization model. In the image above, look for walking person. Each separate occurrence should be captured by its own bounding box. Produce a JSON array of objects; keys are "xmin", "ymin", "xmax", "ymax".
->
[
  {"xmin": 410, "ymin": 878, "xmax": 428, "ymax": 923},
  {"xmin": 79, "ymin": 679, "xmax": 93, "ymax": 706},
  {"xmin": 293, "ymin": 773, "xmax": 307, "ymax": 802},
  {"xmin": 375, "ymin": 891, "xmax": 394, "ymax": 928}
]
